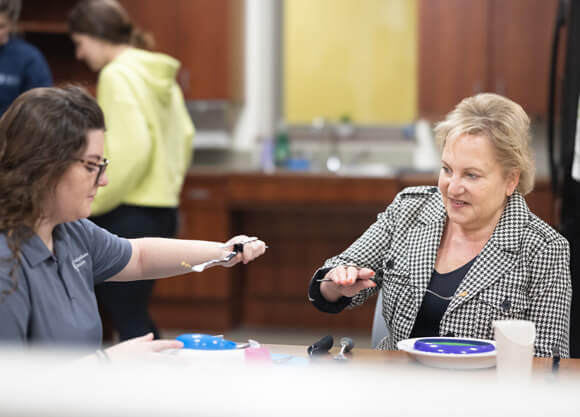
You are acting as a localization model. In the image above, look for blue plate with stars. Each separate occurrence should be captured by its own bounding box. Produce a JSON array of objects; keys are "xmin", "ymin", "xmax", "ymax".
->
[
  {"xmin": 177, "ymin": 333, "xmax": 237, "ymax": 350},
  {"xmin": 397, "ymin": 337, "xmax": 496, "ymax": 369}
]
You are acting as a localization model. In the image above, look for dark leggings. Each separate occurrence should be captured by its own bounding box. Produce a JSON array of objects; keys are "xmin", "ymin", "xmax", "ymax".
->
[{"xmin": 90, "ymin": 204, "xmax": 178, "ymax": 341}]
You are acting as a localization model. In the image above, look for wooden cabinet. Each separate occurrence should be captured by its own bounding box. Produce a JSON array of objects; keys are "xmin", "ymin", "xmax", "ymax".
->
[
  {"xmin": 159, "ymin": 175, "xmax": 231, "ymax": 301},
  {"xmin": 19, "ymin": 0, "xmax": 244, "ymax": 101},
  {"xmin": 419, "ymin": 0, "xmax": 559, "ymax": 119},
  {"xmin": 122, "ymin": 0, "xmax": 244, "ymax": 101},
  {"xmin": 20, "ymin": 0, "xmax": 97, "ymax": 89},
  {"xmin": 522, "ymin": 179, "xmax": 557, "ymax": 226},
  {"xmin": 418, "ymin": 0, "xmax": 489, "ymax": 120},
  {"xmin": 489, "ymin": 0, "xmax": 558, "ymax": 118},
  {"xmin": 150, "ymin": 174, "xmax": 235, "ymax": 331},
  {"xmin": 176, "ymin": 0, "xmax": 244, "ymax": 101},
  {"xmin": 230, "ymin": 174, "xmax": 399, "ymax": 331}
]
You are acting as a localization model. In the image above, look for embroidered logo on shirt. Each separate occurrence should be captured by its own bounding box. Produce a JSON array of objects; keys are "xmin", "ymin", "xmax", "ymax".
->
[
  {"xmin": 72, "ymin": 253, "xmax": 89, "ymax": 272},
  {"xmin": 0, "ymin": 73, "xmax": 20, "ymax": 86}
]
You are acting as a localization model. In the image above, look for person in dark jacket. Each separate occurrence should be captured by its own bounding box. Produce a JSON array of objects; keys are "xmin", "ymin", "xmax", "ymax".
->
[{"xmin": 0, "ymin": 0, "xmax": 52, "ymax": 116}]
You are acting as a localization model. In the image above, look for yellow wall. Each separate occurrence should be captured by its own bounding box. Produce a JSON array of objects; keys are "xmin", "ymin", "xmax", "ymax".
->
[{"xmin": 284, "ymin": 0, "xmax": 417, "ymax": 124}]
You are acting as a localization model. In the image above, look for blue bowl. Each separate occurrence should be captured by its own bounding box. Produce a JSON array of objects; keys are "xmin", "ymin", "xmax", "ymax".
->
[
  {"xmin": 177, "ymin": 333, "xmax": 237, "ymax": 350},
  {"xmin": 414, "ymin": 338, "xmax": 495, "ymax": 355}
]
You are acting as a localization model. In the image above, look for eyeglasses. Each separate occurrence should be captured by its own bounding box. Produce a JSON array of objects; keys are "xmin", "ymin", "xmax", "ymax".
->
[{"xmin": 75, "ymin": 158, "xmax": 109, "ymax": 185}]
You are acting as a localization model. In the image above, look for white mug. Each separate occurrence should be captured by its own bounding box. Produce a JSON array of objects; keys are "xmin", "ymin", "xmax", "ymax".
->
[{"xmin": 493, "ymin": 320, "xmax": 535, "ymax": 381}]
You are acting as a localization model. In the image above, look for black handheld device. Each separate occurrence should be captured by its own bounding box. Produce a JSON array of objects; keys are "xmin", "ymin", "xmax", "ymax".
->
[{"xmin": 307, "ymin": 335, "xmax": 334, "ymax": 356}]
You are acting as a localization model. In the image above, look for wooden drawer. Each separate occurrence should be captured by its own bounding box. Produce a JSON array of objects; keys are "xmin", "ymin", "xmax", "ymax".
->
[
  {"xmin": 228, "ymin": 174, "xmax": 400, "ymax": 206},
  {"xmin": 181, "ymin": 176, "xmax": 228, "ymax": 208}
]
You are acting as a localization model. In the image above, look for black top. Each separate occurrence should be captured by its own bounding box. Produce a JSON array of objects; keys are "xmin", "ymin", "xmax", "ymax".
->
[{"xmin": 409, "ymin": 257, "xmax": 477, "ymax": 338}]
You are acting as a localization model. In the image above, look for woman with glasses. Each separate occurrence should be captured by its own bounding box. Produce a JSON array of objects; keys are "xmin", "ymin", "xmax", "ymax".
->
[
  {"xmin": 67, "ymin": 0, "xmax": 194, "ymax": 341},
  {"xmin": 308, "ymin": 93, "xmax": 571, "ymax": 358},
  {"xmin": 0, "ymin": 86, "xmax": 265, "ymax": 359}
]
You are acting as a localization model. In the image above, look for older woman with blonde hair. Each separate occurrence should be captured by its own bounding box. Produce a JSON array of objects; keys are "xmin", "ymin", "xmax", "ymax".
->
[{"xmin": 308, "ymin": 93, "xmax": 571, "ymax": 357}]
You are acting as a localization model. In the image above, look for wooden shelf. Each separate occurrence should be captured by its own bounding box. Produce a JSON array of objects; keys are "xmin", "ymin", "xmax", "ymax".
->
[
  {"xmin": 20, "ymin": 21, "xmax": 68, "ymax": 33},
  {"xmin": 22, "ymin": 31, "xmax": 97, "ymax": 94}
]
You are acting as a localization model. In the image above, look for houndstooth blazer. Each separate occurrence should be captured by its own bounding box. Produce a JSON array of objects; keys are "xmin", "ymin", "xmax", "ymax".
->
[{"xmin": 311, "ymin": 186, "xmax": 571, "ymax": 357}]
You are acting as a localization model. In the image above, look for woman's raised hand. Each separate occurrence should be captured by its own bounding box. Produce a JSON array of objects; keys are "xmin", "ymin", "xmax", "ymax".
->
[{"xmin": 321, "ymin": 265, "xmax": 377, "ymax": 299}]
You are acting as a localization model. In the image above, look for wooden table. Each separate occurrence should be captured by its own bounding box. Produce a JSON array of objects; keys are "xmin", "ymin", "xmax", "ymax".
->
[
  {"xmin": 258, "ymin": 344, "xmax": 580, "ymax": 416},
  {"xmin": 1, "ymin": 344, "xmax": 578, "ymax": 417},
  {"xmin": 266, "ymin": 344, "xmax": 580, "ymax": 379}
]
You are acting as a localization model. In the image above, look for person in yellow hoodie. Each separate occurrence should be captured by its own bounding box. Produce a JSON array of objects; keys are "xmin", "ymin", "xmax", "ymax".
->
[{"xmin": 68, "ymin": 0, "xmax": 194, "ymax": 341}]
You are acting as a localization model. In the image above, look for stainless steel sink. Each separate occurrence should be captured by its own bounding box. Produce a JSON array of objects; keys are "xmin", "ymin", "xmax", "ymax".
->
[{"xmin": 337, "ymin": 162, "xmax": 396, "ymax": 177}]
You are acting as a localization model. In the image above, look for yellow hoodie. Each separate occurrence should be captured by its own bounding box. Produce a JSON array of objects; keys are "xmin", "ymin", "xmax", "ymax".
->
[{"xmin": 91, "ymin": 48, "xmax": 195, "ymax": 215}]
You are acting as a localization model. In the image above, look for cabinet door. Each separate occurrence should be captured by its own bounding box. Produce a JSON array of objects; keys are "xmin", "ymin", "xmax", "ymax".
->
[
  {"xmin": 175, "ymin": 0, "xmax": 241, "ymax": 100},
  {"xmin": 153, "ymin": 178, "xmax": 231, "ymax": 300},
  {"xmin": 120, "ymin": 0, "xmax": 180, "ymax": 58},
  {"xmin": 490, "ymin": 0, "xmax": 558, "ymax": 118},
  {"xmin": 418, "ymin": 0, "xmax": 490, "ymax": 118},
  {"xmin": 121, "ymin": 0, "xmax": 244, "ymax": 101}
]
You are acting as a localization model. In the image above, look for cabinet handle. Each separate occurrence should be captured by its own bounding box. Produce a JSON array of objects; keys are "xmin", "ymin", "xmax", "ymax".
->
[
  {"xmin": 187, "ymin": 187, "xmax": 210, "ymax": 200},
  {"xmin": 472, "ymin": 80, "xmax": 482, "ymax": 94},
  {"xmin": 179, "ymin": 69, "xmax": 191, "ymax": 94}
]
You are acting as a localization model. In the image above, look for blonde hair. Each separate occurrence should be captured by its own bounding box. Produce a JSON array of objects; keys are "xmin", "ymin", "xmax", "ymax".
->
[{"xmin": 434, "ymin": 93, "xmax": 535, "ymax": 195}]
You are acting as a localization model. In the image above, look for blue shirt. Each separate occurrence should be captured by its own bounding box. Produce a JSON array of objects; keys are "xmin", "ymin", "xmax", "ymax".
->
[
  {"xmin": 0, "ymin": 36, "xmax": 53, "ymax": 116},
  {"xmin": 0, "ymin": 219, "xmax": 132, "ymax": 349}
]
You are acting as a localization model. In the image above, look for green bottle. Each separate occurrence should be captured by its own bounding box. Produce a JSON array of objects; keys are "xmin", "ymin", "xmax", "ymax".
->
[{"xmin": 274, "ymin": 130, "xmax": 290, "ymax": 168}]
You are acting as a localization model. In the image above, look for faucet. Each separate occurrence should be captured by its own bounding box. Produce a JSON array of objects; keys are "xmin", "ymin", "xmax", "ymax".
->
[{"xmin": 311, "ymin": 117, "xmax": 348, "ymax": 173}]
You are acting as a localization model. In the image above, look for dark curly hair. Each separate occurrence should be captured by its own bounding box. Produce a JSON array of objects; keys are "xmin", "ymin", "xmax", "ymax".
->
[{"xmin": 0, "ymin": 85, "xmax": 105, "ymax": 300}]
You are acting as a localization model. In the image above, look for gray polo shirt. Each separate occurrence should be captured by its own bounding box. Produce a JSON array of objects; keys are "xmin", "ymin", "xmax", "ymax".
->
[{"xmin": 0, "ymin": 219, "xmax": 132, "ymax": 349}]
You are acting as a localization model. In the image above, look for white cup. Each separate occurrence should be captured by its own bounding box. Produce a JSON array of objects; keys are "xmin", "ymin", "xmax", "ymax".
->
[{"xmin": 493, "ymin": 320, "xmax": 535, "ymax": 381}]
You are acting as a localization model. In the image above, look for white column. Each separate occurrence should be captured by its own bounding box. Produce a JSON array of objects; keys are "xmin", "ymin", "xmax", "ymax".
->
[{"xmin": 232, "ymin": 0, "xmax": 280, "ymax": 151}]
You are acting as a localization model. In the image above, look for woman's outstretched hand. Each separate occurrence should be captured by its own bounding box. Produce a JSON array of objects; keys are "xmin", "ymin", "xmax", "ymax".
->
[
  {"xmin": 320, "ymin": 265, "xmax": 377, "ymax": 300},
  {"xmin": 222, "ymin": 235, "xmax": 267, "ymax": 267}
]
